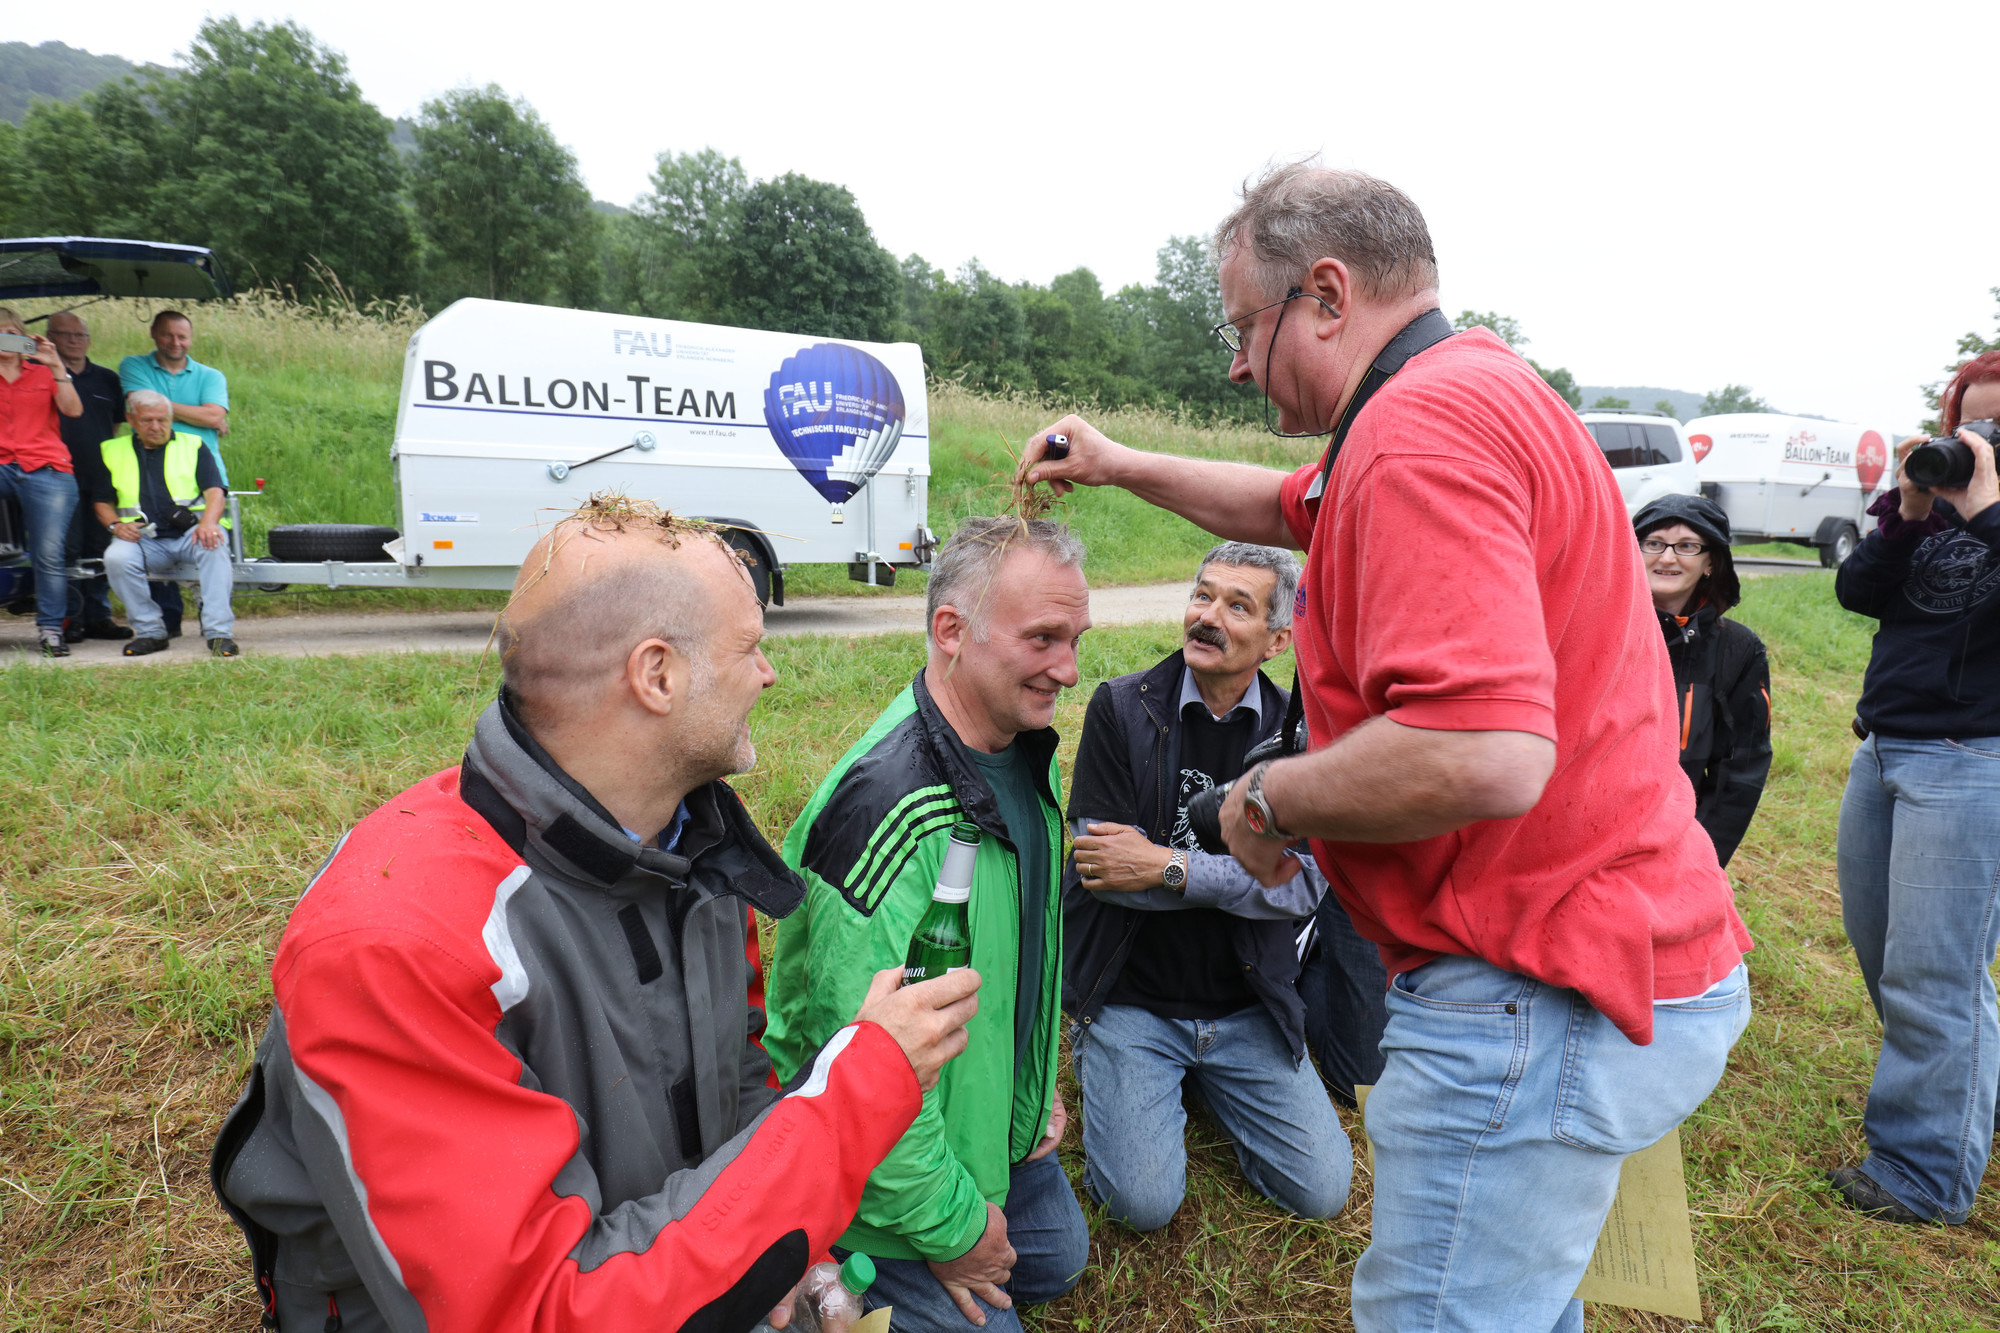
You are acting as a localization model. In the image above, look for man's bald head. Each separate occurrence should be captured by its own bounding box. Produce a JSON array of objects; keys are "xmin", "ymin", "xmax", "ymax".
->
[
  {"xmin": 47, "ymin": 310, "xmax": 88, "ymax": 337},
  {"xmin": 497, "ymin": 500, "xmax": 752, "ymax": 732}
]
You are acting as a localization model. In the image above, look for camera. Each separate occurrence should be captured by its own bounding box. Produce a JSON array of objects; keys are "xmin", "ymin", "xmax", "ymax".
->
[
  {"xmin": 0, "ymin": 331, "xmax": 41, "ymax": 356},
  {"xmin": 1904, "ymin": 419, "xmax": 1999, "ymax": 490}
]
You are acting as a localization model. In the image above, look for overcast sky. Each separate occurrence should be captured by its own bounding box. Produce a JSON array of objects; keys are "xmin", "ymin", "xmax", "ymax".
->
[{"xmin": 18, "ymin": 0, "xmax": 2000, "ymax": 430}]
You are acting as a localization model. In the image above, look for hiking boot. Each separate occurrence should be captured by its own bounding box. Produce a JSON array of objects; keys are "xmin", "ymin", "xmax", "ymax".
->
[
  {"xmin": 208, "ymin": 636, "xmax": 240, "ymax": 658},
  {"xmin": 39, "ymin": 629, "xmax": 69, "ymax": 658},
  {"xmin": 164, "ymin": 618, "xmax": 183, "ymax": 639},
  {"xmin": 63, "ymin": 618, "xmax": 87, "ymax": 643},
  {"xmin": 83, "ymin": 620, "xmax": 134, "ymax": 640},
  {"xmin": 1825, "ymin": 1166, "xmax": 1928, "ymax": 1224},
  {"xmin": 123, "ymin": 636, "xmax": 170, "ymax": 657}
]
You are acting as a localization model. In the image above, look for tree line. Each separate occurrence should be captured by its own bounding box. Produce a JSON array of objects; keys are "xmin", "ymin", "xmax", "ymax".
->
[
  {"xmin": 12, "ymin": 19, "xmax": 1974, "ymax": 425},
  {"xmin": 0, "ymin": 18, "xmax": 1263, "ymax": 420}
]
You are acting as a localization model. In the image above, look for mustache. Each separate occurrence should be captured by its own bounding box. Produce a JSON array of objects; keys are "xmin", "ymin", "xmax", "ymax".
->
[{"xmin": 1186, "ymin": 622, "xmax": 1229, "ymax": 650}]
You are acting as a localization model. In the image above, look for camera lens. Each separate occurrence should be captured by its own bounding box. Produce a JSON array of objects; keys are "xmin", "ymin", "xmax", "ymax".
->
[{"xmin": 1904, "ymin": 439, "xmax": 1973, "ymax": 490}]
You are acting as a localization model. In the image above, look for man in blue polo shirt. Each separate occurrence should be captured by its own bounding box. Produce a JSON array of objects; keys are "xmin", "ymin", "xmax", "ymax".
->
[{"xmin": 119, "ymin": 309, "xmax": 229, "ymax": 636}]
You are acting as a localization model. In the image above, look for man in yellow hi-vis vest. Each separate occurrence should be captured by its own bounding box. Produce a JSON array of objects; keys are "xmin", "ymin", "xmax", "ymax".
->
[{"xmin": 93, "ymin": 390, "xmax": 238, "ymax": 657}]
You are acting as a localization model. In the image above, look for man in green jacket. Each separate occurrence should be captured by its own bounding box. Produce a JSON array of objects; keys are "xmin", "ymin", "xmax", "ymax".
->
[{"xmin": 766, "ymin": 517, "xmax": 1093, "ymax": 1331}]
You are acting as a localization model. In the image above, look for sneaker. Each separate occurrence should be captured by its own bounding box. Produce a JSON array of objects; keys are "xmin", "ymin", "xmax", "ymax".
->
[
  {"xmin": 39, "ymin": 629, "xmax": 69, "ymax": 658},
  {"xmin": 83, "ymin": 620, "xmax": 134, "ymax": 641},
  {"xmin": 1825, "ymin": 1166, "xmax": 1929, "ymax": 1224},
  {"xmin": 208, "ymin": 636, "xmax": 240, "ymax": 658},
  {"xmin": 123, "ymin": 636, "xmax": 170, "ymax": 657}
]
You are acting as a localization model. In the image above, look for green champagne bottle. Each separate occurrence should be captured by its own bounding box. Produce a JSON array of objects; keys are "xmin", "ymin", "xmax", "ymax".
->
[{"xmin": 904, "ymin": 821, "xmax": 978, "ymax": 984}]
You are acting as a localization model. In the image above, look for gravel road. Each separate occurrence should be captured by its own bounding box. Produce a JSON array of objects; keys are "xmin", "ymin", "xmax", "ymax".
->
[{"xmin": 1, "ymin": 560, "xmax": 1821, "ymax": 668}]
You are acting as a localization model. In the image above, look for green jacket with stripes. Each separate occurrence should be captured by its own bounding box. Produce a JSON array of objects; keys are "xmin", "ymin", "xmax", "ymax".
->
[{"xmin": 764, "ymin": 670, "xmax": 1065, "ymax": 1263}]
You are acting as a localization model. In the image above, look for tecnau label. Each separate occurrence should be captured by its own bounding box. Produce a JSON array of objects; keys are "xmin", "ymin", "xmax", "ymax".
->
[{"xmin": 419, "ymin": 512, "xmax": 479, "ymax": 524}]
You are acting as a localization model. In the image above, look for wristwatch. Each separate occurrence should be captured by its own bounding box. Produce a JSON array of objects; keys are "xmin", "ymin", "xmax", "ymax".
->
[
  {"xmin": 1162, "ymin": 849, "xmax": 1188, "ymax": 893},
  {"xmin": 1242, "ymin": 762, "xmax": 1293, "ymax": 840}
]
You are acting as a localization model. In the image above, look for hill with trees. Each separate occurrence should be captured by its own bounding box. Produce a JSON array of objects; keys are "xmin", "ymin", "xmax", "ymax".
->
[{"xmin": 0, "ymin": 41, "xmax": 160, "ymax": 124}]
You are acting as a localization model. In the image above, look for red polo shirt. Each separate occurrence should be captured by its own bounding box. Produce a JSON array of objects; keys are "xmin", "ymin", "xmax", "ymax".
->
[
  {"xmin": 1278, "ymin": 326, "xmax": 1749, "ymax": 1044},
  {"xmin": 0, "ymin": 361, "xmax": 73, "ymax": 473}
]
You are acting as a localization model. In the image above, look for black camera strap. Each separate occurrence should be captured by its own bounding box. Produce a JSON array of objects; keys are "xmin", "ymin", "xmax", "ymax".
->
[{"xmin": 1285, "ymin": 307, "xmax": 1456, "ymax": 752}]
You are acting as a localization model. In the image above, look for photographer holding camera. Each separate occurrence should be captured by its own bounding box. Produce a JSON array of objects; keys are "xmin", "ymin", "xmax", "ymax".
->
[
  {"xmin": 94, "ymin": 391, "xmax": 238, "ymax": 657},
  {"xmin": 0, "ymin": 306, "xmax": 84, "ymax": 657},
  {"xmin": 1021, "ymin": 164, "xmax": 1750, "ymax": 1333},
  {"xmin": 1829, "ymin": 349, "xmax": 2000, "ymax": 1226}
]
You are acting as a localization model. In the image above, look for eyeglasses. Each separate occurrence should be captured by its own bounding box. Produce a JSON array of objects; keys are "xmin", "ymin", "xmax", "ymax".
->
[
  {"xmin": 1641, "ymin": 538, "xmax": 1708, "ymax": 557},
  {"xmin": 1210, "ymin": 286, "xmax": 1335, "ymax": 353}
]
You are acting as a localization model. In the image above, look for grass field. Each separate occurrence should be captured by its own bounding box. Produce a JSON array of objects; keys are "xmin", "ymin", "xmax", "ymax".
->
[
  {"xmin": 3, "ymin": 571, "xmax": 1997, "ymax": 1330},
  {"xmin": 9, "ymin": 296, "xmax": 1316, "ymax": 615}
]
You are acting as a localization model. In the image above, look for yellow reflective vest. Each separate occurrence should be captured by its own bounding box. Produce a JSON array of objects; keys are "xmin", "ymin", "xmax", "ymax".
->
[{"xmin": 101, "ymin": 433, "xmax": 210, "ymax": 524}]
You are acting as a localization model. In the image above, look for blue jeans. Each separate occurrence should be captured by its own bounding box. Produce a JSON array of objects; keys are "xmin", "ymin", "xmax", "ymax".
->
[
  {"xmin": 850, "ymin": 1152, "xmax": 1086, "ymax": 1332},
  {"xmin": 0, "ymin": 462, "xmax": 79, "ymax": 631},
  {"xmin": 104, "ymin": 530, "xmax": 235, "ymax": 639},
  {"xmin": 1353, "ymin": 955, "xmax": 1749, "ymax": 1333},
  {"xmin": 1077, "ymin": 1001, "xmax": 1351, "ymax": 1230},
  {"xmin": 1837, "ymin": 733, "xmax": 2000, "ymax": 1223}
]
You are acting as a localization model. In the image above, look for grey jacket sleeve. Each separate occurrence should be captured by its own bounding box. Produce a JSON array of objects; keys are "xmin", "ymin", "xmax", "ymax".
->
[{"xmin": 1089, "ymin": 850, "xmax": 1325, "ymax": 920}]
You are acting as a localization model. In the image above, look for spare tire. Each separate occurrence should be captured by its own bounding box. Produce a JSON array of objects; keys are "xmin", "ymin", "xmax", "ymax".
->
[{"xmin": 266, "ymin": 524, "xmax": 401, "ymax": 562}]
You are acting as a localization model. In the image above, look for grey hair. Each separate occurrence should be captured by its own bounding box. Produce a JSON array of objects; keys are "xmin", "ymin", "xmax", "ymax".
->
[
  {"xmin": 1214, "ymin": 161, "xmax": 1439, "ymax": 304},
  {"xmin": 926, "ymin": 516, "xmax": 1086, "ymax": 643},
  {"xmin": 126, "ymin": 389, "xmax": 172, "ymax": 413},
  {"xmin": 1195, "ymin": 542, "xmax": 1301, "ymax": 631}
]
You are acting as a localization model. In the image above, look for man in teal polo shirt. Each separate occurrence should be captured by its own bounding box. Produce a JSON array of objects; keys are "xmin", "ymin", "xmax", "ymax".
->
[{"xmin": 119, "ymin": 309, "xmax": 229, "ymax": 634}]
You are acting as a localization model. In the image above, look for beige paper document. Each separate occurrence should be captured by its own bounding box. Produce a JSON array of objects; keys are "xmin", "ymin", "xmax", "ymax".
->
[
  {"xmin": 1573, "ymin": 1130, "xmax": 1704, "ymax": 1320},
  {"xmin": 852, "ymin": 1309, "xmax": 893, "ymax": 1333},
  {"xmin": 1351, "ymin": 1088, "xmax": 1702, "ymax": 1321}
]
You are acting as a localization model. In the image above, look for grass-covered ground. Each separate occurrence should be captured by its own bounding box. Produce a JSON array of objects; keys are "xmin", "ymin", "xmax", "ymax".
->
[
  {"xmin": 3, "ymin": 573, "xmax": 1995, "ymax": 1329},
  {"xmin": 9, "ymin": 296, "xmax": 1316, "ymax": 614}
]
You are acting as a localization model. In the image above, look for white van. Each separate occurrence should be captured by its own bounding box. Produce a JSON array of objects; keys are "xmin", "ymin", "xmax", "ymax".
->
[
  {"xmin": 243, "ymin": 299, "xmax": 935, "ymax": 602},
  {"xmin": 1686, "ymin": 413, "xmax": 1893, "ymax": 566},
  {"xmin": 1577, "ymin": 410, "xmax": 1702, "ymax": 517}
]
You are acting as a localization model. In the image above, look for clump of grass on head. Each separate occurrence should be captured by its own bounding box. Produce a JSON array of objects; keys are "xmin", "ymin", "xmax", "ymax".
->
[
  {"xmin": 479, "ymin": 491, "xmax": 741, "ymax": 679},
  {"xmin": 995, "ymin": 432, "xmax": 1067, "ymax": 526}
]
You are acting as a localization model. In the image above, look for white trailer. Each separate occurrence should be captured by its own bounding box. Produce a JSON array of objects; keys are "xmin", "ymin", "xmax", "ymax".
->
[
  {"xmin": 1686, "ymin": 413, "xmax": 1894, "ymax": 567},
  {"xmin": 236, "ymin": 299, "xmax": 936, "ymax": 602}
]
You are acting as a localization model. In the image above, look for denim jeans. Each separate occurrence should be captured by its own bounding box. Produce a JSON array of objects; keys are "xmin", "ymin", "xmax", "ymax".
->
[
  {"xmin": 846, "ymin": 1152, "xmax": 1086, "ymax": 1333},
  {"xmin": 64, "ymin": 494, "xmax": 112, "ymax": 625},
  {"xmin": 1837, "ymin": 732, "xmax": 2000, "ymax": 1223},
  {"xmin": 1076, "ymin": 1001, "xmax": 1351, "ymax": 1231},
  {"xmin": 104, "ymin": 530, "xmax": 234, "ymax": 639},
  {"xmin": 1353, "ymin": 955, "xmax": 1749, "ymax": 1333},
  {"xmin": 1299, "ymin": 890, "xmax": 1391, "ymax": 1102},
  {"xmin": 0, "ymin": 462, "xmax": 79, "ymax": 631}
]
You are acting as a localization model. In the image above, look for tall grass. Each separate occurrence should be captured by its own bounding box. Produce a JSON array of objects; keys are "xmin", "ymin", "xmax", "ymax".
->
[{"xmin": 3, "ymin": 581, "xmax": 1997, "ymax": 1329}]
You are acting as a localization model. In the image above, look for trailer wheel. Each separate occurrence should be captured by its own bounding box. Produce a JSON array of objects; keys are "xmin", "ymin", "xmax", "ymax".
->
[
  {"xmin": 717, "ymin": 526, "xmax": 772, "ymax": 606},
  {"xmin": 1819, "ymin": 522, "xmax": 1859, "ymax": 568},
  {"xmin": 267, "ymin": 524, "xmax": 401, "ymax": 562},
  {"xmin": 253, "ymin": 556, "xmax": 290, "ymax": 593}
]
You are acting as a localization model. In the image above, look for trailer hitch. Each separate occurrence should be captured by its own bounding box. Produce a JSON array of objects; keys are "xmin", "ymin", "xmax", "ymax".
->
[{"xmin": 548, "ymin": 431, "xmax": 656, "ymax": 481}]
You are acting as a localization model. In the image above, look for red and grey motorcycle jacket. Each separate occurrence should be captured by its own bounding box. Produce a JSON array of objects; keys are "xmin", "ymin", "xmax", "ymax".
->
[{"xmin": 209, "ymin": 695, "xmax": 922, "ymax": 1333}]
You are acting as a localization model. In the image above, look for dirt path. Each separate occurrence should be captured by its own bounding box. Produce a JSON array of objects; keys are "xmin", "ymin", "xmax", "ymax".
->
[
  {"xmin": 0, "ymin": 560, "xmax": 1820, "ymax": 668},
  {"xmin": 1, "ymin": 582, "xmax": 1196, "ymax": 667}
]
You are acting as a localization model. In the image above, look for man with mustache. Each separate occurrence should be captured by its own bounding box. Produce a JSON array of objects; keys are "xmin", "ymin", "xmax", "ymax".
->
[{"xmin": 1063, "ymin": 543, "xmax": 1376, "ymax": 1232}]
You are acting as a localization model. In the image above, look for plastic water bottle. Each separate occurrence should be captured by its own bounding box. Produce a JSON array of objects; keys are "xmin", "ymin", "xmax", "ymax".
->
[
  {"xmin": 904, "ymin": 822, "xmax": 977, "ymax": 984},
  {"xmin": 790, "ymin": 1252, "xmax": 876, "ymax": 1331}
]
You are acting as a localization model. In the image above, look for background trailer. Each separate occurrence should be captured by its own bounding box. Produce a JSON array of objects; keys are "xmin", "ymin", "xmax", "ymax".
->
[{"xmin": 249, "ymin": 299, "xmax": 936, "ymax": 602}]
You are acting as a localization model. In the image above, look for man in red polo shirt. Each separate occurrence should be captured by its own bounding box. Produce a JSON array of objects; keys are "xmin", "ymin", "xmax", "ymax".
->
[{"xmin": 1020, "ymin": 164, "xmax": 1751, "ymax": 1333}]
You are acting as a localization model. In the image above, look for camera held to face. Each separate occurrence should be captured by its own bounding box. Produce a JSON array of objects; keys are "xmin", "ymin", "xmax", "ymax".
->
[{"xmin": 1904, "ymin": 419, "xmax": 1999, "ymax": 490}]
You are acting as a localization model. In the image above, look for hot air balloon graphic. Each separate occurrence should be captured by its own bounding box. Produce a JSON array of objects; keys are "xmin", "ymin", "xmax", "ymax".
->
[{"xmin": 763, "ymin": 343, "xmax": 907, "ymax": 514}]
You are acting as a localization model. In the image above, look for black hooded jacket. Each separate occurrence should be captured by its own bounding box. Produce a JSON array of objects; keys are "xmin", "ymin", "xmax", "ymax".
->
[{"xmin": 1658, "ymin": 600, "xmax": 1771, "ymax": 866}]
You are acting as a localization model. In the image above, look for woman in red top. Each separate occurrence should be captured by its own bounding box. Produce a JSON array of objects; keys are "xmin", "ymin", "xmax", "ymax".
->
[{"xmin": 0, "ymin": 306, "xmax": 84, "ymax": 656}]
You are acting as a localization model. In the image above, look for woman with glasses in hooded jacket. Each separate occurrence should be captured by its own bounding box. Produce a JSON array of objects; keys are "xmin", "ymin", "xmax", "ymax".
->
[{"xmin": 1632, "ymin": 493, "xmax": 1772, "ymax": 868}]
